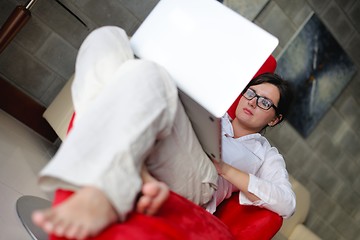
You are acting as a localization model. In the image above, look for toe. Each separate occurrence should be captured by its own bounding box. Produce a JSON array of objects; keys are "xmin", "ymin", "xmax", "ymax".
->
[
  {"xmin": 53, "ymin": 220, "xmax": 68, "ymax": 237},
  {"xmin": 32, "ymin": 209, "xmax": 57, "ymax": 234},
  {"xmin": 43, "ymin": 221, "xmax": 55, "ymax": 234},
  {"xmin": 32, "ymin": 211, "xmax": 44, "ymax": 226},
  {"xmin": 65, "ymin": 222, "xmax": 81, "ymax": 240}
]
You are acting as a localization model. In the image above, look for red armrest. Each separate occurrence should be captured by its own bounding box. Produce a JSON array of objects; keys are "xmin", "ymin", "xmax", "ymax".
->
[{"xmin": 214, "ymin": 193, "xmax": 283, "ymax": 240}]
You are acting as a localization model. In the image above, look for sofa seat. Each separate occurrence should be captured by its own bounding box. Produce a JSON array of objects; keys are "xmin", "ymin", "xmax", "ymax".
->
[{"xmin": 50, "ymin": 189, "xmax": 282, "ymax": 240}]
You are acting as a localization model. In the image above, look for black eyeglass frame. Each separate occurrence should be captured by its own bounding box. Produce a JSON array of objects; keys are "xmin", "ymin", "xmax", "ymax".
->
[{"xmin": 242, "ymin": 88, "xmax": 279, "ymax": 115}]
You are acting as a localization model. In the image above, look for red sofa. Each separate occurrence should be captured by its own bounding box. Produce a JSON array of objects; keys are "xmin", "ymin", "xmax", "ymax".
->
[{"xmin": 50, "ymin": 55, "xmax": 283, "ymax": 240}]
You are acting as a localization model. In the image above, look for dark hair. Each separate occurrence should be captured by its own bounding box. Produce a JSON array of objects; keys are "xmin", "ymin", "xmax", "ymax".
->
[{"xmin": 244, "ymin": 72, "xmax": 294, "ymax": 125}]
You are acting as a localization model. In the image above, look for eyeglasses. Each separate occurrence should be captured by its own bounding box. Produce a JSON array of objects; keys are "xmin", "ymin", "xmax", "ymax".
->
[{"xmin": 243, "ymin": 88, "xmax": 279, "ymax": 113}]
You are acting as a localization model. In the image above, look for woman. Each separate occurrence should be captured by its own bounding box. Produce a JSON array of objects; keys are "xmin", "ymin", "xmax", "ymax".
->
[
  {"xmin": 206, "ymin": 73, "xmax": 295, "ymax": 216},
  {"xmin": 32, "ymin": 26, "xmax": 295, "ymax": 240}
]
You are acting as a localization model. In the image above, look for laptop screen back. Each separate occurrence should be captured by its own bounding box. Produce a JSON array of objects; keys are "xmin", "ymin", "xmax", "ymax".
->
[{"xmin": 130, "ymin": 0, "xmax": 278, "ymax": 160}]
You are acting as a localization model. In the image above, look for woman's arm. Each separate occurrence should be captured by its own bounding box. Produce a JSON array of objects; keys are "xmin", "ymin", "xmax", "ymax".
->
[
  {"xmin": 213, "ymin": 160, "xmax": 260, "ymax": 202},
  {"xmin": 212, "ymin": 151, "xmax": 296, "ymax": 218}
]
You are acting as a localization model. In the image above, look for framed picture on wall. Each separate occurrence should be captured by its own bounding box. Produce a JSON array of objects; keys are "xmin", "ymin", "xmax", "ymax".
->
[{"xmin": 276, "ymin": 13, "xmax": 357, "ymax": 138}]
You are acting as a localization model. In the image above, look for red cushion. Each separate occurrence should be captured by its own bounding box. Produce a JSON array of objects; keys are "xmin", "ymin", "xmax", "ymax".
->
[
  {"xmin": 50, "ymin": 190, "xmax": 235, "ymax": 240},
  {"xmin": 214, "ymin": 193, "xmax": 283, "ymax": 240},
  {"xmin": 227, "ymin": 55, "xmax": 277, "ymax": 119},
  {"xmin": 50, "ymin": 190, "xmax": 282, "ymax": 240}
]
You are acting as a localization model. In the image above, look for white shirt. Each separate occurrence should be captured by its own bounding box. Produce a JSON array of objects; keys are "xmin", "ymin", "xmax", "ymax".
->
[{"xmin": 206, "ymin": 114, "xmax": 296, "ymax": 218}]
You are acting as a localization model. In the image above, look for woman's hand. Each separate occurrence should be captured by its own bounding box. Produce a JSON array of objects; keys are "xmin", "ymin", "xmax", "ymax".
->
[
  {"xmin": 211, "ymin": 159, "xmax": 229, "ymax": 176},
  {"xmin": 211, "ymin": 159, "xmax": 260, "ymax": 202}
]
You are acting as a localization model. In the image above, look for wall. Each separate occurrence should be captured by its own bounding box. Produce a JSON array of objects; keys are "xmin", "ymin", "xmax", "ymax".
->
[
  {"xmin": 1, "ymin": 0, "xmax": 359, "ymax": 239},
  {"xmin": 250, "ymin": 0, "xmax": 360, "ymax": 239},
  {"xmin": 0, "ymin": 0, "xmax": 158, "ymax": 106}
]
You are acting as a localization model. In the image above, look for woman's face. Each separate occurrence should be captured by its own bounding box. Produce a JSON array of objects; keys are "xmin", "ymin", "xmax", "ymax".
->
[{"xmin": 235, "ymin": 82, "xmax": 281, "ymax": 132}]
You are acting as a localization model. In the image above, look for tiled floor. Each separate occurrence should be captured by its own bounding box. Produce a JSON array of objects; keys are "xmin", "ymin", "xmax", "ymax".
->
[{"xmin": 0, "ymin": 109, "xmax": 59, "ymax": 239}]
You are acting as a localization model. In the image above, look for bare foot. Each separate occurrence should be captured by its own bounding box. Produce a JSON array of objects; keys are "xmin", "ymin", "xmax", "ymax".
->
[
  {"xmin": 32, "ymin": 186, "xmax": 118, "ymax": 240},
  {"xmin": 137, "ymin": 164, "xmax": 169, "ymax": 215}
]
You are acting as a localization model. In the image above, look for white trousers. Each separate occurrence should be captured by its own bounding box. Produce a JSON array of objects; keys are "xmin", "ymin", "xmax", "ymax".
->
[{"xmin": 39, "ymin": 26, "xmax": 218, "ymax": 220}]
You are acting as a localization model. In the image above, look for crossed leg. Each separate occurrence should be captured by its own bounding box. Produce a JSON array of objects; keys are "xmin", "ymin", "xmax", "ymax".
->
[
  {"xmin": 32, "ymin": 165, "xmax": 170, "ymax": 240},
  {"xmin": 32, "ymin": 186, "xmax": 118, "ymax": 240}
]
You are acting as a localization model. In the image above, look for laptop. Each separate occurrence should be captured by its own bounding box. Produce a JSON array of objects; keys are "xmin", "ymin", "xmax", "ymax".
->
[{"xmin": 130, "ymin": 0, "xmax": 278, "ymax": 160}]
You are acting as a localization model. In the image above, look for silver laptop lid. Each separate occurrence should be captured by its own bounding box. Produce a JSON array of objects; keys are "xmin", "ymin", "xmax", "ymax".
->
[
  {"xmin": 130, "ymin": 0, "xmax": 278, "ymax": 160},
  {"xmin": 130, "ymin": 0, "xmax": 278, "ymax": 118}
]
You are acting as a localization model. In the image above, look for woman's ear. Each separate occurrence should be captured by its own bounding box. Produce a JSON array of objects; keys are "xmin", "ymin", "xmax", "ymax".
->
[{"xmin": 268, "ymin": 114, "xmax": 283, "ymax": 127}]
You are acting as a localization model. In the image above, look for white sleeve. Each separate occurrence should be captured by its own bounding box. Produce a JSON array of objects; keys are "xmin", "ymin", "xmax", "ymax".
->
[{"xmin": 239, "ymin": 149, "xmax": 296, "ymax": 218}]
